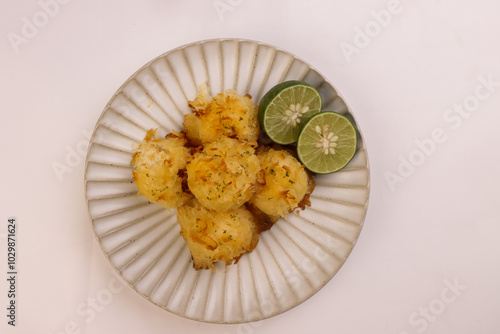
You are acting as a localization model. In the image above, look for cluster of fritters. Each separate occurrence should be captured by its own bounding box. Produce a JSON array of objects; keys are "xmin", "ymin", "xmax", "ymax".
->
[{"xmin": 131, "ymin": 84, "xmax": 313, "ymax": 271}]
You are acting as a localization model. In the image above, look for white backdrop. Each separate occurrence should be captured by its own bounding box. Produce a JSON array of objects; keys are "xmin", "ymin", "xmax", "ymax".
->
[{"xmin": 1, "ymin": 0, "xmax": 499, "ymax": 333}]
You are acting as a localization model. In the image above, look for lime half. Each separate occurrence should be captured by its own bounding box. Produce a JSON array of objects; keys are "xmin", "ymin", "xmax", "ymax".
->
[
  {"xmin": 259, "ymin": 81, "xmax": 322, "ymax": 145},
  {"xmin": 297, "ymin": 111, "xmax": 357, "ymax": 174}
]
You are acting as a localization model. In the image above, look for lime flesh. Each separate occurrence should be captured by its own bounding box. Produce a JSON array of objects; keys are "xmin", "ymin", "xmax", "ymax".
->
[
  {"xmin": 297, "ymin": 111, "xmax": 357, "ymax": 174},
  {"xmin": 259, "ymin": 81, "xmax": 322, "ymax": 145}
]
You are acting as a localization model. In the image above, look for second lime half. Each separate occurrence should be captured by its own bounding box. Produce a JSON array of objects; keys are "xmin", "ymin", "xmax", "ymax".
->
[{"xmin": 297, "ymin": 111, "xmax": 357, "ymax": 174}]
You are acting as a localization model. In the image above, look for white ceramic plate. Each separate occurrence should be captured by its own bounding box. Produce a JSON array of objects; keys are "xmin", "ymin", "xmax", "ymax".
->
[{"xmin": 84, "ymin": 38, "xmax": 370, "ymax": 323}]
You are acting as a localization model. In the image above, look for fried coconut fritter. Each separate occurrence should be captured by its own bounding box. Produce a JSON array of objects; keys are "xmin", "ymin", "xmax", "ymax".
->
[
  {"xmin": 177, "ymin": 198, "xmax": 259, "ymax": 271},
  {"xmin": 130, "ymin": 85, "xmax": 315, "ymax": 271},
  {"xmin": 186, "ymin": 136, "xmax": 260, "ymax": 212},
  {"xmin": 131, "ymin": 129, "xmax": 192, "ymax": 210},
  {"xmin": 250, "ymin": 147, "xmax": 309, "ymax": 219},
  {"xmin": 183, "ymin": 83, "xmax": 260, "ymax": 145}
]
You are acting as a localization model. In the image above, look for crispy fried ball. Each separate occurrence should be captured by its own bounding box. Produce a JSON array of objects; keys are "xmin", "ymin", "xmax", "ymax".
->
[
  {"xmin": 131, "ymin": 129, "xmax": 192, "ymax": 209},
  {"xmin": 177, "ymin": 198, "xmax": 259, "ymax": 271},
  {"xmin": 250, "ymin": 147, "xmax": 309, "ymax": 218},
  {"xmin": 184, "ymin": 83, "xmax": 260, "ymax": 145},
  {"xmin": 186, "ymin": 136, "xmax": 260, "ymax": 212}
]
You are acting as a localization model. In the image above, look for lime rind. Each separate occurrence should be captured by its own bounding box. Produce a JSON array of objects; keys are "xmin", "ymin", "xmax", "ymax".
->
[
  {"xmin": 259, "ymin": 81, "xmax": 322, "ymax": 145},
  {"xmin": 297, "ymin": 111, "xmax": 357, "ymax": 174}
]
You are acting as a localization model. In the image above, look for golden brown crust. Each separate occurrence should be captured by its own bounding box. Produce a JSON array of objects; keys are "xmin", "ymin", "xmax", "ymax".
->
[
  {"xmin": 131, "ymin": 129, "xmax": 192, "ymax": 210},
  {"xmin": 250, "ymin": 147, "xmax": 309, "ymax": 218},
  {"xmin": 186, "ymin": 136, "xmax": 260, "ymax": 212},
  {"xmin": 184, "ymin": 84, "xmax": 260, "ymax": 145},
  {"xmin": 177, "ymin": 198, "xmax": 259, "ymax": 271}
]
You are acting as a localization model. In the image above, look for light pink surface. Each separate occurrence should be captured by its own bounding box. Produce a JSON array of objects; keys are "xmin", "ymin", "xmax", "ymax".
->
[{"xmin": 1, "ymin": 0, "xmax": 499, "ymax": 333}]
